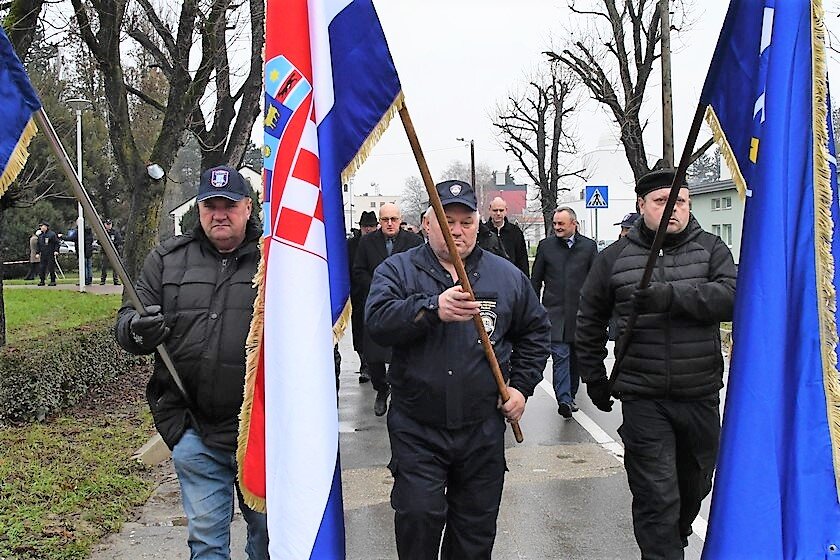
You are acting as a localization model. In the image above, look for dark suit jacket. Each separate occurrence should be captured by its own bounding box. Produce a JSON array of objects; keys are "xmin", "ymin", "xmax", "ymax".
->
[
  {"xmin": 353, "ymin": 229, "xmax": 424, "ymax": 361},
  {"xmin": 531, "ymin": 232, "xmax": 597, "ymax": 343}
]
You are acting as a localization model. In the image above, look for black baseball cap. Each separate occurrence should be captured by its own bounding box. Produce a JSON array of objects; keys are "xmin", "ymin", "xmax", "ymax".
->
[
  {"xmin": 434, "ymin": 179, "xmax": 477, "ymax": 210},
  {"xmin": 196, "ymin": 165, "xmax": 250, "ymax": 202}
]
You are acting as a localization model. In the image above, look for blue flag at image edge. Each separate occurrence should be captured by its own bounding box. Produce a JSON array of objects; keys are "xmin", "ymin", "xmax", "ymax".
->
[
  {"xmin": 700, "ymin": 1, "xmax": 840, "ymax": 558},
  {"xmin": 0, "ymin": 28, "xmax": 40, "ymax": 196}
]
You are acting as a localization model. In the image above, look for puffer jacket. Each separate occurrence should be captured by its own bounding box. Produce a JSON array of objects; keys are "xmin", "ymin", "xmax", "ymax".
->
[
  {"xmin": 366, "ymin": 243, "xmax": 550, "ymax": 429},
  {"xmin": 576, "ymin": 216, "xmax": 736, "ymax": 399},
  {"xmin": 115, "ymin": 218, "xmax": 261, "ymax": 450}
]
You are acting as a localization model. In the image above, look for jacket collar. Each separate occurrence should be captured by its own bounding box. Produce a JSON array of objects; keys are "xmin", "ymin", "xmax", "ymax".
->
[
  {"xmin": 628, "ymin": 214, "xmax": 702, "ymax": 249},
  {"xmin": 191, "ymin": 217, "xmax": 262, "ymax": 258},
  {"xmin": 412, "ymin": 242, "xmax": 484, "ymax": 282}
]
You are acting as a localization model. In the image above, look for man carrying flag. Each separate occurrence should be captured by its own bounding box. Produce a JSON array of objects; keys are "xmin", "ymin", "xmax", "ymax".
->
[
  {"xmin": 115, "ymin": 166, "xmax": 268, "ymax": 559},
  {"xmin": 576, "ymin": 167, "xmax": 737, "ymax": 559}
]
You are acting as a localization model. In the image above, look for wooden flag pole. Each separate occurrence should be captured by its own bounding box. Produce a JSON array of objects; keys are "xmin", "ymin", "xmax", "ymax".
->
[{"xmin": 398, "ymin": 104, "xmax": 524, "ymax": 443}]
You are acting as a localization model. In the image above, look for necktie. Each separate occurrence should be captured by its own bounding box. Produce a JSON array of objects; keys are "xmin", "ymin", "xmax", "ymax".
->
[
  {"xmin": 385, "ymin": 238, "xmax": 394, "ymax": 255},
  {"xmin": 567, "ymin": 237, "xmax": 574, "ymax": 249}
]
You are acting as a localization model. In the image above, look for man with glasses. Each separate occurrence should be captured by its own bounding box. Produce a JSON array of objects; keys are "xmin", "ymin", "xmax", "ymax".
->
[
  {"xmin": 576, "ymin": 167, "xmax": 736, "ymax": 559},
  {"xmin": 353, "ymin": 202, "xmax": 423, "ymax": 416}
]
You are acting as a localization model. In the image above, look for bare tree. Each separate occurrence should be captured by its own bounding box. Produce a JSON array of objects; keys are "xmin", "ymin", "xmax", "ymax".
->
[
  {"xmin": 399, "ymin": 176, "xmax": 426, "ymax": 227},
  {"xmin": 493, "ymin": 62, "xmax": 584, "ymax": 234},
  {"xmin": 70, "ymin": 0, "xmax": 263, "ymax": 278},
  {"xmin": 545, "ymin": 0, "xmax": 688, "ymax": 181}
]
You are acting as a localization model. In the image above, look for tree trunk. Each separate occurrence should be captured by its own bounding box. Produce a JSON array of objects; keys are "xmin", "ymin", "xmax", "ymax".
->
[{"xmin": 2, "ymin": 0, "xmax": 45, "ymax": 60}]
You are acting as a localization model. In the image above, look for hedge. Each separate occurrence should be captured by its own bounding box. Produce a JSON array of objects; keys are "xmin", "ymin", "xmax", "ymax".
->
[{"xmin": 0, "ymin": 318, "xmax": 151, "ymax": 423}]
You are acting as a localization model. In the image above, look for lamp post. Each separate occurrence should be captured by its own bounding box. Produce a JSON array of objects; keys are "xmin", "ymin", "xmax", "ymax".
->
[
  {"xmin": 456, "ymin": 137, "xmax": 477, "ymax": 205},
  {"xmin": 67, "ymin": 98, "xmax": 92, "ymax": 292}
]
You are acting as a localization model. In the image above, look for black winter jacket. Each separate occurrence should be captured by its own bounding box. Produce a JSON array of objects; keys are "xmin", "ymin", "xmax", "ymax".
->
[
  {"xmin": 575, "ymin": 217, "xmax": 737, "ymax": 399},
  {"xmin": 366, "ymin": 243, "xmax": 550, "ymax": 429},
  {"xmin": 114, "ymin": 219, "xmax": 261, "ymax": 451},
  {"xmin": 531, "ymin": 232, "xmax": 597, "ymax": 343},
  {"xmin": 486, "ymin": 218, "xmax": 530, "ymax": 278}
]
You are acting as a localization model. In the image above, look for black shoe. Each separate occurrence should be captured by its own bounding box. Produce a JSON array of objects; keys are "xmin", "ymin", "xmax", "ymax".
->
[
  {"xmin": 358, "ymin": 371, "xmax": 370, "ymax": 384},
  {"xmin": 48, "ymin": 282, "xmax": 56, "ymax": 286},
  {"xmin": 558, "ymin": 402, "xmax": 573, "ymax": 419},
  {"xmin": 114, "ymin": 280, "xmax": 120, "ymax": 285},
  {"xmin": 37, "ymin": 281, "xmax": 45, "ymax": 286},
  {"xmin": 99, "ymin": 280, "xmax": 106, "ymax": 285},
  {"xmin": 374, "ymin": 390, "xmax": 389, "ymax": 416},
  {"xmin": 570, "ymin": 401, "xmax": 579, "ymax": 412}
]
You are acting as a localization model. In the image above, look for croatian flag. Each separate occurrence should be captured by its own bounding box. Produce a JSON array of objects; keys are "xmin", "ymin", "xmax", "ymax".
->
[
  {"xmin": 700, "ymin": 1, "xmax": 840, "ymax": 557},
  {"xmin": 237, "ymin": 0, "xmax": 402, "ymax": 557}
]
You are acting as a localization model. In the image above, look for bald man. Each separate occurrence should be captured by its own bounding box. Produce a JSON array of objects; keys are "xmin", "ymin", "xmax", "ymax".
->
[
  {"xmin": 486, "ymin": 197, "xmax": 530, "ymax": 278},
  {"xmin": 353, "ymin": 203, "xmax": 423, "ymax": 416}
]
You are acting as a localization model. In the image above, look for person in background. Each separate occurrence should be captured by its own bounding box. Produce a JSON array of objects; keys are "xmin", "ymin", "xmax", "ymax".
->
[
  {"xmin": 73, "ymin": 226, "xmax": 94, "ymax": 286},
  {"xmin": 100, "ymin": 219, "xmax": 123, "ymax": 285},
  {"xmin": 36, "ymin": 221, "xmax": 60, "ymax": 286},
  {"xmin": 615, "ymin": 212, "xmax": 641, "ymax": 239},
  {"xmin": 348, "ymin": 210, "xmax": 379, "ymax": 384},
  {"xmin": 25, "ymin": 229, "xmax": 40, "ymax": 281},
  {"xmin": 530, "ymin": 207, "xmax": 597, "ymax": 419},
  {"xmin": 353, "ymin": 202, "xmax": 423, "ymax": 416},
  {"xmin": 486, "ymin": 197, "xmax": 530, "ymax": 278}
]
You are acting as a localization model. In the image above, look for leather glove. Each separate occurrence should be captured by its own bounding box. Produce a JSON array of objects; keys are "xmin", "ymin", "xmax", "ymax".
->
[
  {"xmin": 586, "ymin": 378, "xmax": 614, "ymax": 412},
  {"xmin": 632, "ymin": 282, "xmax": 673, "ymax": 314},
  {"xmin": 129, "ymin": 305, "xmax": 170, "ymax": 348}
]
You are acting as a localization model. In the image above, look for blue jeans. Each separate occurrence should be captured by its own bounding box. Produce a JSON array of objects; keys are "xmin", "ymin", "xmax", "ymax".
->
[
  {"xmin": 172, "ymin": 429, "xmax": 269, "ymax": 559},
  {"xmin": 551, "ymin": 342, "xmax": 579, "ymax": 405}
]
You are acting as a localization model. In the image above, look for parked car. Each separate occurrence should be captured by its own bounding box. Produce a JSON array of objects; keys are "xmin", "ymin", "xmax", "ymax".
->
[{"xmin": 59, "ymin": 240, "xmax": 76, "ymax": 254}]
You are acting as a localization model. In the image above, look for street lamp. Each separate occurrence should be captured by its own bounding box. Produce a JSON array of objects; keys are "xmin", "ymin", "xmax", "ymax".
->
[
  {"xmin": 456, "ymin": 137, "xmax": 477, "ymax": 206},
  {"xmin": 66, "ymin": 98, "xmax": 92, "ymax": 292}
]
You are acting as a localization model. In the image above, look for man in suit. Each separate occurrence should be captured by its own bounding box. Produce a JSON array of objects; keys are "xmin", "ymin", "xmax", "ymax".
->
[
  {"xmin": 353, "ymin": 202, "xmax": 423, "ymax": 416},
  {"xmin": 531, "ymin": 207, "xmax": 597, "ymax": 419},
  {"xmin": 348, "ymin": 211, "xmax": 380, "ymax": 383}
]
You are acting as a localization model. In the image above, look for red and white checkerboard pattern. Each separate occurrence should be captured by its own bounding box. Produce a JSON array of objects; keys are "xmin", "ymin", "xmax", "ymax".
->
[{"xmin": 270, "ymin": 114, "xmax": 327, "ymax": 260}]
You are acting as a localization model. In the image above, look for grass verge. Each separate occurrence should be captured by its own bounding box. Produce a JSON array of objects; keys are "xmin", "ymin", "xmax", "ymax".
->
[
  {"xmin": 3, "ymin": 289, "xmax": 121, "ymax": 345},
  {"xmin": 0, "ymin": 369, "xmax": 155, "ymax": 560}
]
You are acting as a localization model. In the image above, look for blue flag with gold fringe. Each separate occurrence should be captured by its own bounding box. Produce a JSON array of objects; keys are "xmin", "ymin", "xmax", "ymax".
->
[
  {"xmin": 701, "ymin": 1, "xmax": 840, "ymax": 557},
  {"xmin": 0, "ymin": 27, "xmax": 40, "ymax": 197}
]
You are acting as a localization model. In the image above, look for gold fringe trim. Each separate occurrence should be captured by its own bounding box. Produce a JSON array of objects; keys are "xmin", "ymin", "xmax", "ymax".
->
[
  {"xmin": 237, "ymin": 236, "xmax": 268, "ymax": 512},
  {"xmin": 339, "ymin": 91, "xmax": 405, "ymax": 188},
  {"xmin": 0, "ymin": 117, "xmax": 37, "ymax": 198},
  {"xmin": 811, "ymin": 0, "xmax": 840, "ymax": 503},
  {"xmin": 236, "ymin": 91, "xmax": 405, "ymax": 511},
  {"xmin": 704, "ymin": 107, "xmax": 749, "ymax": 202}
]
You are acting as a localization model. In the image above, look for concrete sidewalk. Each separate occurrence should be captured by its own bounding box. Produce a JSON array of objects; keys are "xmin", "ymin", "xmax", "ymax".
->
[{"xmin": 4, "ymin": 282, "xmax": 123, "ymax": 295}]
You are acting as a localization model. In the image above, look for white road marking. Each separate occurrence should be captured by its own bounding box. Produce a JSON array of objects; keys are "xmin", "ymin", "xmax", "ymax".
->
[{"xmin": 537, "ymin": 378, "xmax": 708, "ymax": 543}]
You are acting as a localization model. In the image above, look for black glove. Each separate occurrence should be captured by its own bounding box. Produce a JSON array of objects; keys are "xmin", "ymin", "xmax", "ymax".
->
[
  {"xmin": 586, "ymin": 378, "xmax": 614, "ymax": 412},
  {"xmin": 632, "ymin": 282, "xmax": 673, "ymax": 314},
  {"xmin": 129, "ymin": 305, "xmax": 170, "ymax": 348}
]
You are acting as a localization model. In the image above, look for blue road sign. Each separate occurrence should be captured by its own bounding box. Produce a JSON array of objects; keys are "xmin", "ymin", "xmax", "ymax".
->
[{"xmin": 585, "ymin": 185, "xmax": 609, "ymax": 209}]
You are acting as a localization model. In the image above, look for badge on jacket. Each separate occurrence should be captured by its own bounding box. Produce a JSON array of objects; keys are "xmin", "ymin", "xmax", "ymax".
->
[{"xmin": 477, "ymin": 298, "xmax": 498, "ymax": 336}]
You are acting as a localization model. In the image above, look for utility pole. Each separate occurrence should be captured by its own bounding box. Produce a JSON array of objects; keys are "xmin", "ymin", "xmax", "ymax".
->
[
  {"xmin": 660, "ymin": 0, "xmax": 674, "ymax": 166},
  {"xmin": 456, "ymin": 137, "xmax": 477, "ymax": 204}
]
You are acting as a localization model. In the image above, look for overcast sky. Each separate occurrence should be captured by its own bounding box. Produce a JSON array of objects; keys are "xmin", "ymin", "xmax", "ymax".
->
[{"xmin": 349, "ymin": 1, "xmax": 838, "ymax": 197}]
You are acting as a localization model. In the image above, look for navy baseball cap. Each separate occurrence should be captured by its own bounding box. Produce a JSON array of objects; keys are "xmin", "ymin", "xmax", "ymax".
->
[
  {"xmin": 614, "ymin": 212, "xmax": 640, "ymax": 228},
  {"xmin": 196, "ymin": 165, "xmax": 250, "ymax": 202},
  {"xmin": 434, "ymin": 179, "xmax": 477, "ymax": 210}
]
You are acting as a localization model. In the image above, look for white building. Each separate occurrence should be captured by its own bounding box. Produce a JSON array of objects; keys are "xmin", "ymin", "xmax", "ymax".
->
[{"xmin": 563, "ymin": 132, "xmax": 657, "ymax": 247}]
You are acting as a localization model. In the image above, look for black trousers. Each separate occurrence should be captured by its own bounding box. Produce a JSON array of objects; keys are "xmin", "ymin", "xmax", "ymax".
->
[
  {"xmin": 39, "ymin": 256, "xmax": 56, "ymax": 283},
  {"xmin": 368, "ymin": 361, "xmax": 389, "ymax": 393},
  {"xmin": 619, "ymin": 398, "xmax": 720, "ymax": 560},
  {"xmin": 387, "ymin": 407, "xmax": 506, "ymax": 560}
]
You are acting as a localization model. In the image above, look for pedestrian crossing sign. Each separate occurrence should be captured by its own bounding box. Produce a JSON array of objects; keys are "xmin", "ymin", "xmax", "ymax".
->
[{"xmin": 585, "ymin": 185, "xmax": 609, "ymax": 209}]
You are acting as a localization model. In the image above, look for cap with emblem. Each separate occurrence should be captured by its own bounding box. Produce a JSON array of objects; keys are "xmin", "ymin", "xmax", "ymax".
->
[
  {"xmin": 196, "ymin": 165, "xmax": 251, "ymax": 202},
  {"xmin": 359, "ymin": 211, "xmax": 377, "ymax": 227},
  {"xmin": 434, "ymin": 179, "xmax": 477, "ymax": 210}
]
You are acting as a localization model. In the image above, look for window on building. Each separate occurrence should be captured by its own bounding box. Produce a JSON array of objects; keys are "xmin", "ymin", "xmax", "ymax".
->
[
  {"xmin": 722, "ymin": 224, "xmax": 732, "ymax": 245},
  {"xmin": 721, "ymin": 196, "xmax": 732, "ymax": 210},
  {"xmin": 370, "ymin": 202, "xmax": 376, "ymax": 208},
  {"xmin": 711, "ymin": 198, "xmax": 721, "ymax": 211},
  {"xmin": 712, "ymin": 224, "xmax": 721, "ymax": 237}
]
